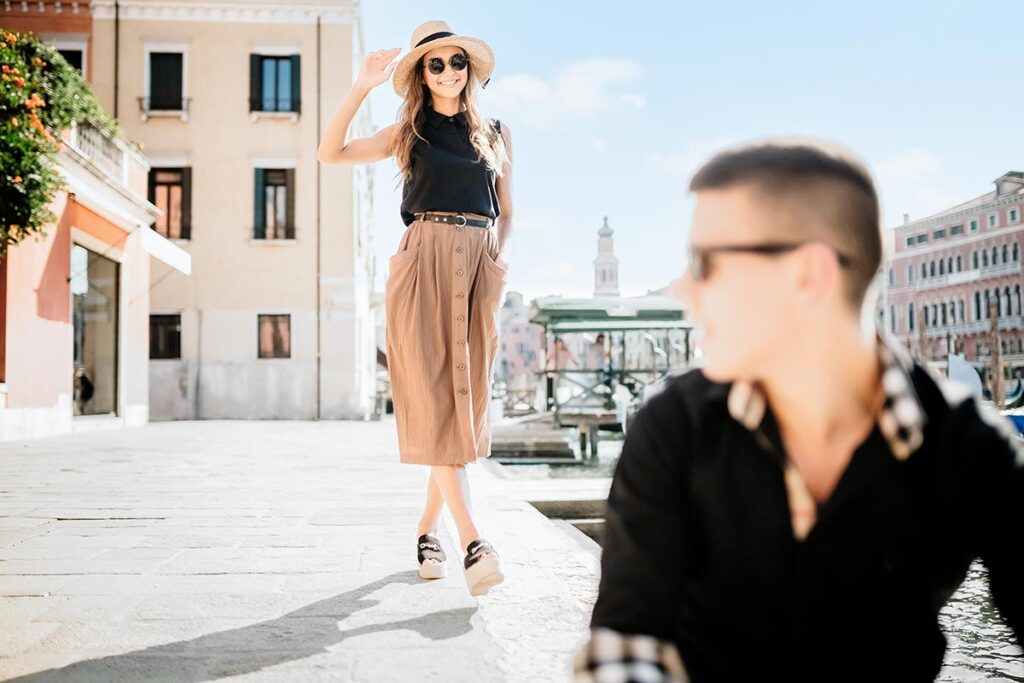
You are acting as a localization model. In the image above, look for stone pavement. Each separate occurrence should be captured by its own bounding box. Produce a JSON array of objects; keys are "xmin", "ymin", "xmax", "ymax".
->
[{"xmin": 0, "ymin": 419, "xmax": 603, "ymax": 682}]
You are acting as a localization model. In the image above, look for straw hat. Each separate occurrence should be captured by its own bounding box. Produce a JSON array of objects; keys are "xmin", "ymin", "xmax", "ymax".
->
[{"xmin": 392, "ymin": 20, "xmax": 495, "ymax": 98}]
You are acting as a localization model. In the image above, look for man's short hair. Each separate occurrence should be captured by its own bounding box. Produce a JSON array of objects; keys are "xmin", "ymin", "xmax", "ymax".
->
[{"xmin": 689, "ymin": 138, "xmax": 882, "ymax": 308}]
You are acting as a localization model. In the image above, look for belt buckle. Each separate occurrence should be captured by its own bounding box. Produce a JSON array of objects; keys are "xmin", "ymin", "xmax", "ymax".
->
[{"xmin": 454, "ymin": 213, "xmax": 468, "ymax": 227}]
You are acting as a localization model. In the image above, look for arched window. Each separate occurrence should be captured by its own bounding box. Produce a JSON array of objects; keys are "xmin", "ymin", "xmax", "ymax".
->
[
  {"xmin": 983, "ymin": 251, "xmax": 989, "ymax": 267},
  {"xmin": 958, "ymin": 299, "xmax": 965, "ymax": 324},
  {"xmin": 890, "ymin": 306, "xmax": 896, "ymax": 333},
  {"xmin": 921, "ymin": 263, "xmax": 927, "ymax": 278},
  {"xmin": 930, "ymin": 261, "xmax": 936, "ymax": 277},
  {"xmin": 939, "ymin": 260, "xmax": 945, "ymax": 275},
  {"xmin": 947, "ymin": 257, "xmax": 954, "ymax": 273},
  {"xmin": 1003, "ymin": 245, "xmax": 1009, "ymax": 264},
  {"xmin": 973, "ymin": 251, "xmax": 979, "ymax": 269},
  {"xmin": 974, "ymin": 291, "xmax": 981, "ymax": 321},
  {"xmin": 1016, "ymin": 284, "xmax": 1022, "ymax": 316},
  {"xmin": 909, "ymin": 304, "xmax": 915, "ymax": 331},
  {"xmin": 956, "ymin": 255, "xmax": 962, "ymax": 272},
  {"xmin": 992, "ymin": 246, "xmax": 999, "ymax": 265},
  {"xmin": 1014, "ymin": 242, "xmax": 1019, "ymax": 262}
]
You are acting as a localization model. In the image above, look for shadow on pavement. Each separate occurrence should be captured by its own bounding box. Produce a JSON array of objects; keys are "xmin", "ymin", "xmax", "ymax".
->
[{"xmin": 4, "ymin": 571, "xmax": 476, "ymax": 682}]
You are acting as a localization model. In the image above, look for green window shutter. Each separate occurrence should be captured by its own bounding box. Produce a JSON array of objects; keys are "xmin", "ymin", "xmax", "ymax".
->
[
  {"xmin": 285, "ymin": 168, "xmax": 295, "ymax": 239},
  {"xmin": 289, "ymin": 55, "xmax": 301, "ymax": 113},
  {"xmin": 249, "ymin": 54, "xmax": 262, "ymax": 112},
  {"xmin": 254, "ymin": 168, "xmax": 265, "ymax": 238},
  {"xmin": 180, "ymin": 167, "xmax": 192, "ymax": 240}
]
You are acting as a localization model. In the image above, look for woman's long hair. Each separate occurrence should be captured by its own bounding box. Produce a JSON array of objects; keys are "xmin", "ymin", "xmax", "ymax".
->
[{"xmin": 389, "ymin": 50, "xmax": 509, "ymax": 183}]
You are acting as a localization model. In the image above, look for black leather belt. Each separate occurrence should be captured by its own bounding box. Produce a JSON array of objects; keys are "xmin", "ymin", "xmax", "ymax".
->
[{"xmin": 415, "ymin": 212, "xmax": 492, "ymax": 228}]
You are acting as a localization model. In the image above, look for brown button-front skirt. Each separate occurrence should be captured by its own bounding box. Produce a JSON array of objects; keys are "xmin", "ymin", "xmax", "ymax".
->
[{"xmin": 384, "ymin": 212, "xmax": 508, "ymax": 465}]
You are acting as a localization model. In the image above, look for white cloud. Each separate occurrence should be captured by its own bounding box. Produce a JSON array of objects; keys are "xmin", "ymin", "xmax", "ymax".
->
[
  {"xmin": 875, "ymin": 149, "xmax": 944, "ymax": 185},
  {"xmin": 482, "ymin": 58, "xmax": 646, "ymax": 126},
  {"xmin": 592, "ymin": 138, "xmax": 610, "ymax": 155},
  {"xmin": 620, "ymin": 93, "xmax": 646, "ymax": 109},
  {"xmin": 646, "ymin": 136, "xmax": 745, "ymax": 180},
  {"xmin": 874, "ymin": 149, "xmax": 950, "ymax": 227}
]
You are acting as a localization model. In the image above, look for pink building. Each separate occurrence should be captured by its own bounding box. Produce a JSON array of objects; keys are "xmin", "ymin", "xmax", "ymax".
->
[
  {"xmin": 497, "ymin": 291, "xmax": 544, "ymax": 389},
  {"xmin": 883, "ymin": 171, "xmax": 1024, "ymax": 382}
]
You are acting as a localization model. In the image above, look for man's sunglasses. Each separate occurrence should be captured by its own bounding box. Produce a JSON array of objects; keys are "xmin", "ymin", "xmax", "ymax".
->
[
  {"xmin": 688, "ymin": 241, "xmax": 855, "ymax": 282},
  {"xmin": 423, "ymin": 52, "xmax": 468, "ymax": 75}
]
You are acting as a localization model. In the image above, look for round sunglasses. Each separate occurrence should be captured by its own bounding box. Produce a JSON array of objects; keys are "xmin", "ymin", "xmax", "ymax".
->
[{"xmin": 423, "ymin": 52, "xmax": 468, "ymax": 75}]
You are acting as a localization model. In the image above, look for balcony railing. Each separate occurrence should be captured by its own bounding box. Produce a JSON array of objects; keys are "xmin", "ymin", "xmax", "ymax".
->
[
  {"xmin": 905, "ymin": 261, "xmax": 1021, "ymax": 292},
  {"xmin": 137, "ymin": 96, "xmax": 191, "ymax": 121},
  {"xmin": 917, "ymin": 316, "xmax": 1024, "ymax": 339},
  {"xmin": 63, "ymin": 120, "xmax": 146, "ymax": 190}
]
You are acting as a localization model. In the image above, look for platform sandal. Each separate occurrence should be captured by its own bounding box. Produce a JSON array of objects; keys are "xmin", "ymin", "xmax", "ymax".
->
[
  {"xmin": 464, "ymin": 538, "xmax": 504, "ymax": 596},
  {"xmin": 417, "ymin": 534, "xmax": 447, "ymax": 579}
]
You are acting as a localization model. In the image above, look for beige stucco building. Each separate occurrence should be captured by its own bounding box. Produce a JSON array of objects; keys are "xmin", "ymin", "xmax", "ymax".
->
[{"xmin": 87, "ymin": 0, "xmax": 377, "ymax": 420}]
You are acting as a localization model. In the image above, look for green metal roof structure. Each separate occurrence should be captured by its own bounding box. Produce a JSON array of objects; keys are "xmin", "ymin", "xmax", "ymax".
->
[{"xmin": 527, "ymin": 294, "xmax": 691, "ymax": 333}]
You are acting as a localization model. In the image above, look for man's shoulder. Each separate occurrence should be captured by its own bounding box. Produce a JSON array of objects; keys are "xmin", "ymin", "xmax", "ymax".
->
[{"xmin": 633, "ymin": 367, "xmax": 730, "ymax": 431}]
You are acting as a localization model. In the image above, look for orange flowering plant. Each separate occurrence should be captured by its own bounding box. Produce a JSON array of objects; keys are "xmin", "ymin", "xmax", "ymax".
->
[{"xmin": 1, "ymin": 30, "xmax": 123, "ymax": 255}]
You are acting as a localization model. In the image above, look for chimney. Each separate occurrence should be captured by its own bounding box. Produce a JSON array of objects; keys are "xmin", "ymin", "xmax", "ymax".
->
[{"xmin": 903, "ymin": 214, "xmax": 910, "ymax": 225}]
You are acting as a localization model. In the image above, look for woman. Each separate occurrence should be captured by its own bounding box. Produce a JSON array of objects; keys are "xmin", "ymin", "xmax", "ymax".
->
[{"xmin": 317, "ymin": 20, "xmax": 512, "ymax": 597}]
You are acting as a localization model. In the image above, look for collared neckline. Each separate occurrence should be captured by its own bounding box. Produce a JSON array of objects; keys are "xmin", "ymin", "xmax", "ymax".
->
[
  {"xmin": 425, "ymin": 107, "xmax": 468, "ymax": 128},
  {"xmin": 724, "ymin": 332, "xmax": 928, "ymax": 541},
  {"xmin": 725, "ymin": 332, "xmax": 926, "ymax": 461}
]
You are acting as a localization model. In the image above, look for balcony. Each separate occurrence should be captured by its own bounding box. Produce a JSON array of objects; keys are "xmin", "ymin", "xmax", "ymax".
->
[
  {"xmin": 137, "ymin": 96, "xmax": 191, "ymax": 122},
  {"xmin": 904, "ymin": 261, "xmax": 1021, "ymax": 293},
  {"xmin": 918, "ymin": 316, "xmax": 1024, "ymax": 339},
  {"xmin": 63, "ymin": 120, "xmax": 145, "ymax": 191}
]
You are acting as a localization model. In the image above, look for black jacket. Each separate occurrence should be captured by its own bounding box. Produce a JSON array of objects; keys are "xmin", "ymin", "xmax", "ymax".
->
[{"xmin": 578, "ymin": 342, "xmax": 1022, "ymax": 682}]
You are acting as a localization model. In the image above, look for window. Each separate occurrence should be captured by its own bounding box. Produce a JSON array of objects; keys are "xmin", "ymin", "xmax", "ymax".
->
[
  {"xmin": 970, "ymin": 219, "xmax": 978, "ymax": 232},
  {"xmin": 958, "ymin": 300, "xmax": 964, "ymax": 324},
  {"xmin": 258, "ymin": 314, "xmax": 291, "ymax": 358},
  {"xmin": 1014, "ymin": 243, "xmax": 1020, "ymax": 262},
  {"xmin": 150, "ymin": 314, "xmax": 181, "ymax": 359},
  {"xmin": 147, "ymin": 52, "xmax": 184, "ymax": 110},
  {"xmin": 939, "ymin": 260, "xmax": 945, "ymax": 275},
  {"xmin": 956, "ymin": 255, "xmax": 962, "ymax": 272},
  {"xmin": 907, "ymin": 265, "xmax": 913, "ymax": 283},
  {"xmin": 974, "ymin": 292, "xmax": 981, "ymax": 321},
  {"xmin": 989, "ymin": 213, "xmax": 998, "ymax": 228},
  {"xmin": 890, "ymin": 306, "xmax": 896, "ymax": 333},
  {"xmin": 916, "ymin": 234, "xmax": 928, "ymax": 244},
  {"xmin": 921, "ymin": 263, "xmax": 927, "ymax": 279},
  {"xmin": 951, "ymin": 224, "xmax": 963, "ymax": 236},
  {"xmin": 941, "ymin": 303, "xmax": 947, "ymax": 326},
  {"xmin": 947, "ymin": 257, "xmax": 953, "ymax": 273},
  {"xmin": 929, "ymin": 261, "xmax": 935, "ymax": 277},
  {"xmin": 148, "ymin": 168, "xmax": 192, "ymax": 239},
  {"xmin": 254, "ymin": 168, "xmax": 295, "ymax": 239},
  {"xmin": 250, "ymin": 54, "xmax": 301, "ymax": 113},
  {"xmin": 905, "ymin": 237, "xmax": 914, "ymax": 247},
  {"xmin": 1003, "ymin": 245, "xmax": 1009, "ymax": 264},
  {"xmin": 934, "ymin": 229, "xmax": 946, "ymax": 239},
  {"xmin": 973, "ymin": 251, "xmax": 978, "ymax": 269},
  {"xmin": 1011, "ymin": 208, "xmax": 1020, "ymax": 223},
  {"xmin": 908, "ymin": 304, "xmax": 915, "ymax": 331},
  {"xmin": 57, "ymin": 48, "xmax": 84, "ymax": 72},
  {"xmin": 983, "ymin": 251, "xmax": 989, "ymax": 267},
  {"xmin": 992, "ymin": 247, "xmax": 999, "ymax": 265},
  {"xmin": 888, "ymin": 269, "xmax": 894, "ymax": 286}
]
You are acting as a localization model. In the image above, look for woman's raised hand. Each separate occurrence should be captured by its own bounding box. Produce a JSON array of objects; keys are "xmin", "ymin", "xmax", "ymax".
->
[{"xmin": 356, "ymin": 48, "xmax": 401, "ymax": 90}]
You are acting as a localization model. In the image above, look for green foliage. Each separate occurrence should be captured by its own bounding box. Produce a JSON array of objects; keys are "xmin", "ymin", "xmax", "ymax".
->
[{"xmin": 0, "ymin": 29, "xmax": 123, "ymax": 255}]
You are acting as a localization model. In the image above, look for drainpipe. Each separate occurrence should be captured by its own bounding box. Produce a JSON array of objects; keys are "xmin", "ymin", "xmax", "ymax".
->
[
  {"xmin": 315, "ymin": 14, "xmax": 323, "ymax": 420},
  {"xmin": 113, "ymin": 1, "xmax": 120, "ymax": 118}
]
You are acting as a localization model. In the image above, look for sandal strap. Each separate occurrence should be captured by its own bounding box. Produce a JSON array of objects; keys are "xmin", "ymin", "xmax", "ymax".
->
[
  {"xmin": 464, "ymin": 538, "xmax": 496, "ymax": 570},
  {"xmin": 417, "ymin": 534, "xmax": 446, "ymax": 564}
]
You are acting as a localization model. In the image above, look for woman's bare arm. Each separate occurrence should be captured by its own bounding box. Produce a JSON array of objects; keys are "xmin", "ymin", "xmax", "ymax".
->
[
  {"xmin": 317, "ymin": 47, "xmax": 400, "ymax": 165},
  {"xmin": 494, "ymin": 123, "xmax": 514, "ymax": 261}
]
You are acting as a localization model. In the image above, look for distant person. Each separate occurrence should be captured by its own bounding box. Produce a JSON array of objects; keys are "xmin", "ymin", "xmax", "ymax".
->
[
  {"xmin": 545, "ymin": 337, "xmax": 580, "ymax": 409},
  {"xmin": 73, "ymin": 367, "xmax": 94, "ymax": 416},
  {"xmin": 575, "ymin": 138, "xmax": 1022, "ymax": 681},
  {"xmin": 586, "ymin": 333, "xmax": 612, "ymax": 403},
  {"xmin": 318, "ymin": 20, "xmax": 511, "ymax": 597}
]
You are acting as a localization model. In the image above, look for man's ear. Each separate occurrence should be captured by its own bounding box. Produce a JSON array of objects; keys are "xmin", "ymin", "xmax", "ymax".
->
[{"xmin": 795, "ymin": 242, "xmax": 841, "ymax": 304}]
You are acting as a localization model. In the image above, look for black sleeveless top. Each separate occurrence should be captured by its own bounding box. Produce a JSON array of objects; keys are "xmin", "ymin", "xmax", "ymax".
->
[{"xmin": 399, "ymin": 108, "xmax": 501, "ymax": 226}]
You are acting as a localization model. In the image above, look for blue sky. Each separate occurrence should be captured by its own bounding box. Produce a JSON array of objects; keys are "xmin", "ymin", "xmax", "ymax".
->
[{"xmin": 361, "ymin": 0, "xmax": 1024, "ymax": 301}]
